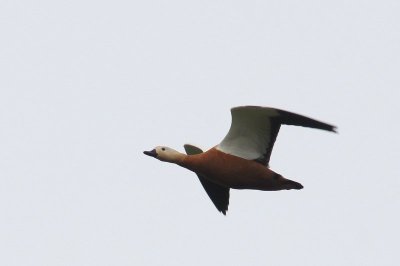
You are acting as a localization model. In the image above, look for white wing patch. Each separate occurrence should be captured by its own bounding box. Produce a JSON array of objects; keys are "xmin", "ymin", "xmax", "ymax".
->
[{"xmin": 216, "ymin": 106, "xmax": 280, "ymax": 160}]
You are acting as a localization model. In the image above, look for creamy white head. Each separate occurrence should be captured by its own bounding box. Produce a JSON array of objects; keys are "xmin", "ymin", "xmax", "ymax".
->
[{"xmin": 143, "ymin": 146, "xmax": 185, "ymax": 163}]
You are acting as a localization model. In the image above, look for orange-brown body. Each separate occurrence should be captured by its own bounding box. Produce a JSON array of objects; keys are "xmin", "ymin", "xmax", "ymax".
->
[{"xmin": 179, "ymin": 148, "xmax": 302, "ymax": 191}]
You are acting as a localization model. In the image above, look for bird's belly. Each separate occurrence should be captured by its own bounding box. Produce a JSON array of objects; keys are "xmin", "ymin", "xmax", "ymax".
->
[
  {"xmin": 203, "ymin": 165, "xmax": 277, "ymax": 189},
  {"xmin": 193, "ymin": 153, "xmax": 279, "ymax": 190}
]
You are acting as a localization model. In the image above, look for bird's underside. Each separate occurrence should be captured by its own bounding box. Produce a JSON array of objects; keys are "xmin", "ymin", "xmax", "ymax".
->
[{"xmin": 183, "ymin": 146, "xmax": 303, "ymax": 215}]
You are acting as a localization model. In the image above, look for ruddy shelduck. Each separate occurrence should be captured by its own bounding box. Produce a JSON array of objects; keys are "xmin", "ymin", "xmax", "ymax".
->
[{"xmin": 144, "ymin": 106, "xmax": 337, "ymax": 215}]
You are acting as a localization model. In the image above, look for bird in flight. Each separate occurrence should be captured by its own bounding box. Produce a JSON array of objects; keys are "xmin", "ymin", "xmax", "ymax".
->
[{"xmin": 144, "ymin": 106, "xmax": 337, "ymax": 215}]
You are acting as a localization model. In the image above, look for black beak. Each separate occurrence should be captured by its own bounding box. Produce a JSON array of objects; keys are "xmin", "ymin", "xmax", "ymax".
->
[{"xmin": 143, "ymin": 149, "xmax": 158, "ymax": 158}]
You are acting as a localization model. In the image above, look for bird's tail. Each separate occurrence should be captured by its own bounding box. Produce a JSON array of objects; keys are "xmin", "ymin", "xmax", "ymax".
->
[{"xmin": 284, "ymin": 179, "xmax": 304, "ymax": 190}]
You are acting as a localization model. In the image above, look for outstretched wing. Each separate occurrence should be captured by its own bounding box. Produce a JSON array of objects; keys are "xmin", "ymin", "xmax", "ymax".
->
[
  {"xmin": 184, "ymin": 144, "xmax": 230, "ymax": 215},
  {"xmin": 217, "ymin": 106, "xmax": 337, "ymax": 166}
]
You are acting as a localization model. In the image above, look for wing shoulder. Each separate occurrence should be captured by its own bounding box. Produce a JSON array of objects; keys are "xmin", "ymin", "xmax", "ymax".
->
[{"xmin": 184, "ymin": 144, "xmax": 230, "ymax": 215}]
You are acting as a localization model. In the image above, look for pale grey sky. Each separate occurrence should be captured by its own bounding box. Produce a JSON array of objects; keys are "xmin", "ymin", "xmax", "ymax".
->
[{"xmin": 1, "ymin": 0, "xmax": 399, "ymax": 265}]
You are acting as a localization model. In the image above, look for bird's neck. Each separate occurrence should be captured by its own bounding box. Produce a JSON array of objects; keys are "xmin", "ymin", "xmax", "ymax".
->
[
  {"xmin": 165, "ymin": 152, "xmax": 186, "ymax": 165},
  {"xmin": 177, "ymin": 154, "xmax": 203, "ymax": 173}
]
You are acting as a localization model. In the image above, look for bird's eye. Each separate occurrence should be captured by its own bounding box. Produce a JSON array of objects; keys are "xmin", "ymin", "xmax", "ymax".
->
[{"xmin": 161, "ymin": 147, "xmax": 166, "ymax": 151}]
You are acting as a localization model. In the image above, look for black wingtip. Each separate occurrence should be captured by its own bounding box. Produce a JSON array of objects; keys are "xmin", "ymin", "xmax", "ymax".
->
[
  {"xmin": 277, "ymin": 109, "xmax": 338, "ymax": 133},
  {"xmin": 325, "ymin": 125, "xmax": 338, "ymax": 134}
]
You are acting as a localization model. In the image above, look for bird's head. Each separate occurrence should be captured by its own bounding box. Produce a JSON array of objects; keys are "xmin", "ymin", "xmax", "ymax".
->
[{"xmin": 143, "ymin": 146, "xmax": 184, "ymax": 163}]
